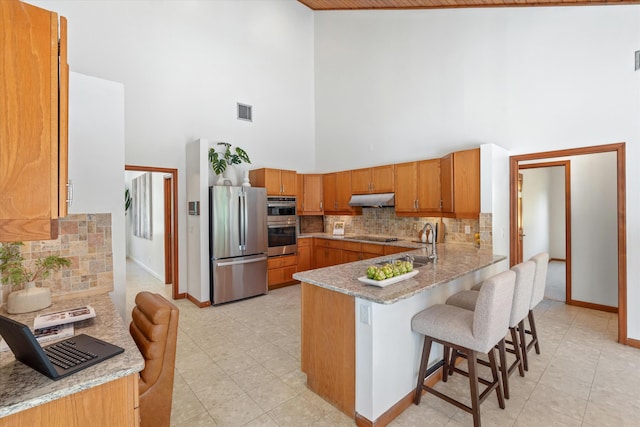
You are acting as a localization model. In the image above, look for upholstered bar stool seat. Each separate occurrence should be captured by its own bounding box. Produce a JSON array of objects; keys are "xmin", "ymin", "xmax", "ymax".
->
[
  {"xmin": 411, "ymin": 270, "xmax": 516, "ymax": 427},
  {"xmin": 445, "ymin": 261, "xmax": 536, "ymax": 399},
  {"xmin": 523, "ymin": 252, "xmax": 549, "ymax": 370}
]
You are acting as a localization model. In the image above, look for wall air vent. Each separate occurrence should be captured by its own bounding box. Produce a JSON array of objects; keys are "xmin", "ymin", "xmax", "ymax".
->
[{"xmin": 237, "ymin": 103, "xmax": 252, "ymax": 122}]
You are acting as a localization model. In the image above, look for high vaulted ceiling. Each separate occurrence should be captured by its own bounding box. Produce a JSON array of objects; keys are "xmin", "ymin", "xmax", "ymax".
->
[{"xmin": 297, "ymin": 0, "xmax": 639, "ymax": 10}]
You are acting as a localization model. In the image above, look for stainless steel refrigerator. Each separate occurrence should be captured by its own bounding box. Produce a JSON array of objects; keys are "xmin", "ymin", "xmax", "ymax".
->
[{"xmin": 209, "ymin": 186, "xmax": 268, "ymax": 305}]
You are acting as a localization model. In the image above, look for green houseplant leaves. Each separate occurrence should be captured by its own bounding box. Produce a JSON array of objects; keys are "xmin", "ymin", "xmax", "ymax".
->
[{"xmin": 208, "ymin": 142, "xmax": 251, "ymax": 175}]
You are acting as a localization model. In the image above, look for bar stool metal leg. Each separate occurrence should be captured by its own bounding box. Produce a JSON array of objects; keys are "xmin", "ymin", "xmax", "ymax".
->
[
  {"xmin": 414, "ymin": 337, "xmax": 433, "ymax": 405},
  {"xmin": 467, "ymin": 350, "xmax": 481, "ymax": 427},
  {"xmin": 518, "ymin": 319, "xmax": 528, "ymax": 371}
]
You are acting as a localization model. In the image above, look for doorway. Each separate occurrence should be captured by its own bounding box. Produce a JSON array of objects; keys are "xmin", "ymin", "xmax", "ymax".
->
[
  {"xmin": 519, "ymin": 161, "xmax": 570, "ymax": 303},
  {"xmin": 125, "ymin": 165, "xmax": 180, "ymax": 300},
  {"xmin": 509, "ymin": 143, "xmax": 627, "ymax": 345}
]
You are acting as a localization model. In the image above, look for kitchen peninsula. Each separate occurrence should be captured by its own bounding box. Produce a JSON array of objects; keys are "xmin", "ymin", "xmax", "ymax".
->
[
  {"xmin": 293, "ymin": 240, "xmax": 506, "ymax": 426},
  {"xmin": 0, "ymin": 293, "xmax": 144, "ymax": 426}
]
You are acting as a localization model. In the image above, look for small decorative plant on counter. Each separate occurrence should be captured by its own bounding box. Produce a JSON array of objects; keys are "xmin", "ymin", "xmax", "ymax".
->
[
  {"xmin": 0, "ymin": 242, "xmax": 71, "ymax": 314},
  {"xmin": 208, "ymin": 142, "xmax": 251, "ymax": 185}
]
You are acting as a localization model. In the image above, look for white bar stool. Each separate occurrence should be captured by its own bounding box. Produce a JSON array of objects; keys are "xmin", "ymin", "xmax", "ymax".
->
[
  {"xmin": 445, "ymin": 260, "xmax": 536, "ymax": 399},
  {"xmin": 411, "ymin": 270, "xmax": 516, "ymax": 427},
  {"xmin": 523, "ymin": 252, "xmax": 549, "ymax": 370}
]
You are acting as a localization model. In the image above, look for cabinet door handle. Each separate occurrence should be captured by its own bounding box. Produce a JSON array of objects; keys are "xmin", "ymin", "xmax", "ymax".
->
[
  {"xmin": 320, "ymin": 201, "xmax": 323, "ymax": 210},
  {"xmin": 66, "ymin": 179, "xmax": 73, "ymax": 207},
  {"xmin": 334, "ymin": 201, "xmax": 337, "ymax": 209}
]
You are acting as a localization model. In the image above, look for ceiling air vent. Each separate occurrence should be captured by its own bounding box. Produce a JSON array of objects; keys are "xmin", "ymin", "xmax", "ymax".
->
[{"xmin": 237, "ymin": 103, "xmax": 252, "ymax": 122}]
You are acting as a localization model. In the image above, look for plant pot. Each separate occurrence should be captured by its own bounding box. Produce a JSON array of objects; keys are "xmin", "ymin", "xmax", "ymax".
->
[
  {"xmin": 7, "ymin": 282, "xmax": 52, "ymax": 314},
  {"xmin": 222, "ymin": 165, "xmax": 238, "ymax": 186}
]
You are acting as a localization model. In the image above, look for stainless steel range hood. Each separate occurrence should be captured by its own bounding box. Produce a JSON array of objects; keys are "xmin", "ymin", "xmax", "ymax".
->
[{"xmin": 348, "ymin": 193, "xmax": 395, "ymax": 207}]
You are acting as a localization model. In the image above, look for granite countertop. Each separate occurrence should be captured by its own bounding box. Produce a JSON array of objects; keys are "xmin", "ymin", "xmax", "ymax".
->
[
  {"xmin": 293, "ymin": 239, "xmax": 506, "ymax": 304},
  {"xmin": 298, "ymin": 233, "xmax": 440, "ymax": 250},
  {"xmin": 298, "ymin": 232, "xmax": 429, "ymax": 249},
  {"xmin": 0, "ymin": 293, "xmax": 144, "ymax": 418}
]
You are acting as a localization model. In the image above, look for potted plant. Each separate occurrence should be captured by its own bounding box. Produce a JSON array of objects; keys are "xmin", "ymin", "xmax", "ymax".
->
[
  {"xmin": 0, "ymin": 242, "xmax": 71, "ymax": 314},
  {"xmin": 208, "ymin": 142, "xmax": 251, "ymax": 185}
]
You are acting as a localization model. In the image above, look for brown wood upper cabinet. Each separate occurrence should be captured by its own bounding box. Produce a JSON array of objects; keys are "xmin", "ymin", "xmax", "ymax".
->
[
  {"xmin": 351, "ymin": 165, "xmax": 394, "ymax": 194},
  {"xmin": 323, "ymin": 171, "xmax": 360, "ymax": 215},
  {"xmin": 249, "ymin": 168, "xmax": 297, "ymax": 196},
  {"xmin": 0, "ymin": 0, "xmax": 69, "ymax": 242},
  {"xmin": 394, "ymin": 159, "xmax": 441, "ymax": 216},
  {"xmin": 298, "ymin": 174, "xmax": 324, "ymax": 215},
  {"xmin": 440, "ymin": 148, "xmax": 480, "ymax": 218}
]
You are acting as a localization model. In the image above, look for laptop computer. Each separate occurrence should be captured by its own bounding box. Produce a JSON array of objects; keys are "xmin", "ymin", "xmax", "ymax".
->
[{"xmin": 0, "ymin": 314, "xmax": 124, "ymax": 380}]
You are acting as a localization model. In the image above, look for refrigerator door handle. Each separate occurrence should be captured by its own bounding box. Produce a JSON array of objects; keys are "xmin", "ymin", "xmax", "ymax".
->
[
  {"xmin": 216, "ymin": 256, "xmax": 268, "ymax": 267},
  {"xmin": 241, "ymin": 190, "xmax": 248, "ymax": 251},
  {"xmin": 238, "ymin": 191, "xmax": 245, "ymax": 252}
]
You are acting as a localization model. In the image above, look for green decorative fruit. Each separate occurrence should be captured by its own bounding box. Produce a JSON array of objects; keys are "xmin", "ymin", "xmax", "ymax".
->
[
  {"xmin": 405, "ymin": 261, "xmax": 413, "ymax": 272},
  {"xmin": 366, "ymin": 266, "xmax": 378, "ymax": 279}
]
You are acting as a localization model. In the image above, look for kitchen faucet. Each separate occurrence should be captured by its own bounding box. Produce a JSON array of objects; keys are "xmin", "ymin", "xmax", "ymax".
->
[{"xmin": 421, "ymin": 222, "xmax": 437, "ymax": 261}]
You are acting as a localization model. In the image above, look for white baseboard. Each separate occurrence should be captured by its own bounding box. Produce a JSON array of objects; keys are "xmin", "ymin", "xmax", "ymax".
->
[{"xmin": 127, "ymin": 257, "xmax": 164, "ymax": 282}]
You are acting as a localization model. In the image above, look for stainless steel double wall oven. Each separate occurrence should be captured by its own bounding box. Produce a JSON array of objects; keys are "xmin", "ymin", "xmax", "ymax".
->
[{"xmin": 266, "ymin": 196, "xmax": 297, "ymax": 257}]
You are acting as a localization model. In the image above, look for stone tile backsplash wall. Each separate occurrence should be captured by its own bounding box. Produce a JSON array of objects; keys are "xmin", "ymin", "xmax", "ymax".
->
[
  {"xmin": 1, "ymin": 213, "xmax": 113, "ymax": 304},
  {"xmin": 322, "ymin": 208, "xmax": 492, "ymax": 249}
]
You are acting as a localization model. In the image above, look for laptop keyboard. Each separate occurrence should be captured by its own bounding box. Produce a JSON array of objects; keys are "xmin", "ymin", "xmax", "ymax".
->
[{"xmin": 44, "ymin": 340, "xmax": 98, "ymax": 370}]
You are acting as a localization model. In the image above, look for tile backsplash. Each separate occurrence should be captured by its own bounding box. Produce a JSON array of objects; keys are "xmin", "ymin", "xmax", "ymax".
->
[
  {"xmin": 308, "ymin": 208, "xmax": 492, "ymax": 249},
  {"xmin": 1, "ymin": 213, "xmax": 113, "ymax": 304}
]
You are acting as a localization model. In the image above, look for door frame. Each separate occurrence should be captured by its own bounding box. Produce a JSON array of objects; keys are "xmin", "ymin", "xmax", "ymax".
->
[
  {"xmin": 163, "ymin": 175, "xmax": 173, "ymax": 285},
  {"xmin": 518, "ymin": 161, "xmax": 572, "ymax": 304},
  {"xmin": 125, "ymin": 165, "xmax": 180, "ymax": 300},
  {"xmin": 509, "ymin": 142, "xmax": 627, "ymax": 344}
]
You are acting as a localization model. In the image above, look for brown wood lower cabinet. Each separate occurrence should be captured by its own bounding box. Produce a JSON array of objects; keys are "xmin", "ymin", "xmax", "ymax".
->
[
  {"xmin": 297, "ymin": 238, "xmax": 312, "ymax": 272},
  {"xmin": 268, "ymin": 254, "xmax": 297, "ymax": 290},
  {"xmin": 314, "ymin": 239, "xmax": 344, "ymax": 268},
  {"xmin": 0, "ymin": 374, "xmax": 139, "ymax": 427},
  {"xmin": 301, "ymin": 282, "xmax": 355, "ymax": 417},
  {"xmin": 384, "ymin": 245, "xmax": 409, "ymax": 255},
  {"xmin": 311, "ymin": 238, "xmax": 410, "ymax": 269}
]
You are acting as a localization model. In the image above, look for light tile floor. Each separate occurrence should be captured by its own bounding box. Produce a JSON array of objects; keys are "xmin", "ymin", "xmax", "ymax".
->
[{"xmin": 126, "ymin": 261, "xmax": 640, "ymax": 426}]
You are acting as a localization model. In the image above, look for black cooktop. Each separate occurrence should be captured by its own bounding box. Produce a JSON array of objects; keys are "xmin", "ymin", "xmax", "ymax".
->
[{"xmin": 348, "ymin": 235, "xmax": 398, "ymax": 243}]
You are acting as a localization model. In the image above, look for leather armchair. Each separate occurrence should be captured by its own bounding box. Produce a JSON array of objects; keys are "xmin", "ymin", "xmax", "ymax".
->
[{"xmin": 130, "ymin": 292, "xmax": 179, "ymax": 427}]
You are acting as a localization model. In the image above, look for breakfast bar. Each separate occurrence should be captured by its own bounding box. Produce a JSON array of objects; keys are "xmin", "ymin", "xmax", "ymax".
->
[
  {"xmin": 0, "ymin": 293, "xmax": 144, "ymax": 425},
  {"xmin": 293, "ymin": 242, "xmax": 507, "ymax": 426}
]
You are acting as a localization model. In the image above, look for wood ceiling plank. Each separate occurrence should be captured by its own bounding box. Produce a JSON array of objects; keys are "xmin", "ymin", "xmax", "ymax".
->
[{"xmin": 298, "ymin": 0, "xmax": 640, "ymax": 9}]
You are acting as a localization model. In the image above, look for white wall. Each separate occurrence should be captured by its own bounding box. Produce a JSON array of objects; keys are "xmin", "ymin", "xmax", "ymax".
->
[
  {"xmin": 30, "ymin": 0, "xmax": 316, "ymax": 298},
  {"xmin": 29, "ymin": 1, "xmax": 640, "ymax": 339},
  {"xmin": 521, "ymin": 168, "xmax": 552, "ymax": 259},
  {"xmin": 68, "ymin": 72, "xmax": 126, "ymax": 317},
  {"xmin": 548, "ymin": 167, "xmax": 567, "ymax": 259},
  {"xmin": 314, "ymin": 6, "xmax": 640, "ymax": 337},
  {"xmin": 569, "ymin": 153, "xmax": 618, "ymax": 307},
  {"xmin": 185, "ymin": 139, "xmax": 211, "ymax": 304},
  {"xmin": 125, "ymin": 171, "xmax": 166, "ymax": 281},
  {"xmin": 521, "ymin": 166, "xmax": 566, "ymax": 260}
]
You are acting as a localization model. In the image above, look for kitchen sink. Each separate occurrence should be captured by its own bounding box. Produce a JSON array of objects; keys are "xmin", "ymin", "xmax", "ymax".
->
[
  {"xmin": 376, "ymin": 255, "xmax": 433, "ymax": 268},
  {"xmin": 411, "ymin": 255, "xmax": 434, "ymax": 267}
]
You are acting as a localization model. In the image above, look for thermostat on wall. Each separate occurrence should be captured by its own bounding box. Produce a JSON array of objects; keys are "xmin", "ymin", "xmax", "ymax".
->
[{"xmin": 188, "ymin": 201, "xmax": 200, "ymax": 216}]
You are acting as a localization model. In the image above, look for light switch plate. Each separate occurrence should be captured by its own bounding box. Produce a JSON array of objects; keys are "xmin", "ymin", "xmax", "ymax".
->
[
  {"xmin": 465, "ymin": 225, "xmax": 471, "ymax": 234},
  {"xmin": 359, "ymin": 304, "xmax": 371, "ymax": 325}
]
